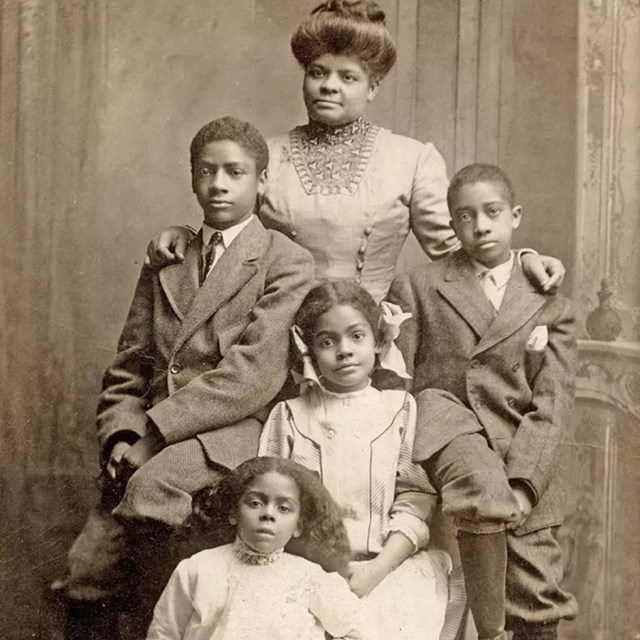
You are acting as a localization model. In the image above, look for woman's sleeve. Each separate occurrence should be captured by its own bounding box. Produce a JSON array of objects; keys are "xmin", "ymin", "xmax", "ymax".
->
[
  {"xmin": 388, "ymin": 393, "xmax": 438, "ymax": 550},
  {"xmin": 258, "ymin": 401, "xmax": 295, "ymax": 458},
  {"xmin": 309, "ymin": 569, "xmax": 376, "ymax": 640},
  {"xmin": 146, "ymin": 559, "xmax": 195, "ymax": 640},
  {"xmin": 409, "ymin": 142, "xmax": 460, "ymax": 261}
]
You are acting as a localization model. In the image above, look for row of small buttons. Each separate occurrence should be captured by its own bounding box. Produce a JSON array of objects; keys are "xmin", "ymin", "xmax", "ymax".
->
[{"xmin": 289, "ymin": 226, "xmax": 374, "ymax": 281}]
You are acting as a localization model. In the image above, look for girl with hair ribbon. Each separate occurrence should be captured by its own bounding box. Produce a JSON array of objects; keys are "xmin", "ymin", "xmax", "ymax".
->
[{"xmin": 259, "ymin": 281, "xmax": 462, "ymax": 640}]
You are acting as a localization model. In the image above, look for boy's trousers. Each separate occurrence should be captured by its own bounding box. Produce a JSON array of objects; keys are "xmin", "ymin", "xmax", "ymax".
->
[
  {"xmin": 61, "ymin": 434, "xmax": 235, "ymax": 604},
  {"xmin": 420, "ymin": 412, "xmax": 577, "ymax": 629}
]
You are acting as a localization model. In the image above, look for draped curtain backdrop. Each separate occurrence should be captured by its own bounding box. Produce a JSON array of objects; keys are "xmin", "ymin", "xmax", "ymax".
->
[
  {"xmin": 1, "ymin": 1, "xmax": 638, "ymax": 638},
  {"xmin": 0, "ymin": 1, "xmax": 107, "ymax": 634}
]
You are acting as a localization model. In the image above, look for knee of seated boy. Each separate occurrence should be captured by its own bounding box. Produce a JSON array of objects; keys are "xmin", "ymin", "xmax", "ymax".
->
[
  {"xmin": 448, "ymin": 488, "xmax": 521, "ymax": 534},
  {"xmin": 112, "ymin": 461, "xmax": 193, "ymax": 528}
]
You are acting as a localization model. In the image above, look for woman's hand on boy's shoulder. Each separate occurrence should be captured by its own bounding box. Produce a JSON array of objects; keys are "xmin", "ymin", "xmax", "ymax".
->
[
  {"xmin": 520, "ymin": 252, "xmax": 565, "ymax": 293},
  {"xmin": 144, "ymin": 226, "xmax": 195, "ymax": 268}
]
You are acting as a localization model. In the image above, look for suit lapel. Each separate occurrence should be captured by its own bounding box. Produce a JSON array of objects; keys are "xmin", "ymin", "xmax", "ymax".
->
[
  {"xmin": 436, "ymin": 251, "xmax": 497, "ymax": 339},
  {"xmin": 473, "ymin": 263, "xmax": 547, "ymax": 356},
  {"xmin": 172, "ymin": 217, "xmax": 265, "ymax": 352},
  {"xmin": 158, "ymin": 231, "xmax": 202, "ymax": 321}
]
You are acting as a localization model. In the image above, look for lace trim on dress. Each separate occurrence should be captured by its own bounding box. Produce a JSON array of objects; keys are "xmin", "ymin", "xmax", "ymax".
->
[
  {"xmin": 231, "ymin": 536, "xmax": 284, "ymax": 566},
  {"xmin": 289, "ymin": 117, "xmax": 380, "ymax": 196}
]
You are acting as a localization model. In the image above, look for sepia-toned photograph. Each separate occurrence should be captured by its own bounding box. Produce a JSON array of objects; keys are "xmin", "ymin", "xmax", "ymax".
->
[{"xmin": 1, "ymin": 1, "xmax": 639, "ymax": 639}]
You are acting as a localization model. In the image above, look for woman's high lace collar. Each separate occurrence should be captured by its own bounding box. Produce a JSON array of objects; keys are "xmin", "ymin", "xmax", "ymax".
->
[
  {"xmin": 289, "ymin": 116, "xmax": 380, "ymax": 196},
  {"xmin": 231, "ymin": 536, "xmax": 284, "ymax": 566},
  {"xmin": 305, "ymin": 116, "xmax": 372, "ymax": 144}
]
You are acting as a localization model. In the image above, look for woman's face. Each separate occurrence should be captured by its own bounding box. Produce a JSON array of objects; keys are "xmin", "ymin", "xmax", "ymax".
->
[{"xmin": 303, "ymin": 53, "xmax": 379, "ymax": 126}]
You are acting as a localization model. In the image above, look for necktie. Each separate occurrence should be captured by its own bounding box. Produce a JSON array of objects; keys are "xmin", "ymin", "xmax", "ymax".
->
[
  {"xmin": 478, "ymin": 270, "xmax": 501, "ymax": 314},
  {"xmin": 200, "ymin": 232, "xmax": 223, "ymax": 285}
]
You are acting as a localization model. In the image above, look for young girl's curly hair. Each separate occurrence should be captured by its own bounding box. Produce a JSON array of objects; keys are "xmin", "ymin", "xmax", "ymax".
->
[
  {"xmin": 186, "ymin": 457, "xmax": 352, "ymax": 577},
  {"xmin": 295, "ymin": 280, "xmax": 383, "ymax": 347},
  {"xmin": 291, "ymin": 1, "xmax": 397, "ymax": 81}
]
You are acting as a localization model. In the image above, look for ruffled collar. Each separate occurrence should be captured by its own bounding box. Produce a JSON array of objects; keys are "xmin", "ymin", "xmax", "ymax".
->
[
  {"xmin": 304, "ymin": 116, "xmax": 372, "ymax": 143},
  {"xmin": 231, "ymin": 536, "xmax": 284, "ymax": 566}
]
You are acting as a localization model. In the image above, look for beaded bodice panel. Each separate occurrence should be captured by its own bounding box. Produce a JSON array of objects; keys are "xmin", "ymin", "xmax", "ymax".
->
[{"xmin": 289, "ymin": 117, "xmax": 380, "ymax": 196}]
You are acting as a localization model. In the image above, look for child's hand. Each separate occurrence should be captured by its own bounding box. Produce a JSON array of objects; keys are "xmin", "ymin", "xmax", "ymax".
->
[
  {"xmin": 117, "ymin": 431, "xmax": 164, "ymax": 484},
  {"xmin": 106, "ymin": 441, "xmax": 132, "ymax": 480},
  {"xmin": 144, "ymin": 226, "xmax": 193, "ymax": 268},
  {"xmin": 347, "ymin": 559, "xmax": 387, "ymax": 597},
  {"xmin": 507, "ymin": 484, "xmax": 534, "ymax": 530},
  {"xmin": 521, "ymin": 253, "xmax": 565, "ymax": 293}
]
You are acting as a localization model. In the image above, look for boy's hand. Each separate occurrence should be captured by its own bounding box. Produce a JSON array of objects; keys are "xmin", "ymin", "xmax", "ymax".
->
[
  {"xmin": 117, "ymin": 430, "xmax": 164, "ymax": 484},
  {"xmin": 521, "ymin": 253, "xmax": 565, "ymax": 293},
  {"xmin": 106, "ymin": 441, "xmax": 133, "ymax": 480},
  {"xmin": 507, "ymin": 484, "xmax": 534, "ymax": 530},
  {"xmin": 347, "ymin": 559, "xmax": 388, "ymax": 597},
  {"xmin": 144, "ymin": 226, "xmax": 193, "ymax": 268}
]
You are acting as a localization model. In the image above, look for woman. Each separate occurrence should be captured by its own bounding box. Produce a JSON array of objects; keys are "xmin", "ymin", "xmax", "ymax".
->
[{"xmin": 148, "ymin": 0, "xmax": 564, "ymax": 302}]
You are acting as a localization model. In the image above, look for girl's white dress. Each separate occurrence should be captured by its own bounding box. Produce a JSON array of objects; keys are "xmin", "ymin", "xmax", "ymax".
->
[
  {"xmin": 146, "ymin": 541, "xmax": 373, "ymax": 640},
  {"xmin": 259, "ymin": 385, "xmax": 453, "ymax": 640}
]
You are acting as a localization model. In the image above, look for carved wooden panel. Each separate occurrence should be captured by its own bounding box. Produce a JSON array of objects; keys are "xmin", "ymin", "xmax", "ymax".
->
[{"xmin": 558, "ymin": 340, "xmax": 640, "ymax": 640}]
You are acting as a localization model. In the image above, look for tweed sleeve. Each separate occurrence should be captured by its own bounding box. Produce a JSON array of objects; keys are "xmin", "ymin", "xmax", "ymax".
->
[
  {"xmin": 506, "ymin": 298, "xmax": 577, "ymax": 503},
  {"xmin": 96, "ymin": 263, "xmax": 157, "ymax": 462}
]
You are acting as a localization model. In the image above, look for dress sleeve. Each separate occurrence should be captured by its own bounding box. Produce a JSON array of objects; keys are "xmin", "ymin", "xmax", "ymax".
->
[
  {"xmin": 309, "ymin": 568, "xmax": 376, "ymax": 640},
  {"xmin": 146, "ymin": 558, "xmax": 195, "ymax": 640},
  {"xmin": 409, "ymin": 142, "xmax": 460, "ymax": 261},
  {"xmin": 388, "ymin": 393, "xmax": 437, "ymax": 550},
  {"xmin": 258, "ymin": 401, "xmax": 295, "ymax": 458}
]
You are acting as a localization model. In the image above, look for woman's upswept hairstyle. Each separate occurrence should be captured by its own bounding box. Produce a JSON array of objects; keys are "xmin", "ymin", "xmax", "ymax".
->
[
  {"xmin": 291, "ymin": 1, "xmax": 397, "ymax": 81},
  {"xmin": 186, "ymin": 457, "xmax": 352, "ymax": 577},
  {"xmin": 295, "ymin": 280, "xmax": 383, "ymax": 346}
]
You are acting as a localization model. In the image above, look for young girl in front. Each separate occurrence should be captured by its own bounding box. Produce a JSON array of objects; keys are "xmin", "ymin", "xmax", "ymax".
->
[
  {"xmin": 146, "ymin": 456, "xmax": 374, "ymax": 640},
  {"xmin": 259, "ymin": 281, "xmax": 460, "ymax": 640}
]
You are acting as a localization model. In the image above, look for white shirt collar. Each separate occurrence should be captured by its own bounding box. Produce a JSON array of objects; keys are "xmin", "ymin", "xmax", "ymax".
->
[
  {"xmin": 471, "ymin": 251, "xmax": 515, "ymax": 290},
  {"xmin": 201, "ymin": 215, "xmax": 254, "ymax": 249}
]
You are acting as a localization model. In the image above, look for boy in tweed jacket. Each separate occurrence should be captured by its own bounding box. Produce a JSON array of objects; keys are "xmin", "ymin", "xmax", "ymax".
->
[
  {"xmin": 58, "ymin": 117, "xmax": 314, "ymax": 639},
  {"xmin": 388, "ymin": 164, "xmax": 577, "ymax": 640}
]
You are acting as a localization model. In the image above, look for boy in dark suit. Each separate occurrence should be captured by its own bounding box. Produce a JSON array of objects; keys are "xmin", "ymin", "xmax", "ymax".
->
[
  {"xmin": 58, "ymin": 117, "xmax": 315, "ymax": 638},
  {"xmin": 389, "ymin": 164, "xmax": 577, "ymax": 640}
]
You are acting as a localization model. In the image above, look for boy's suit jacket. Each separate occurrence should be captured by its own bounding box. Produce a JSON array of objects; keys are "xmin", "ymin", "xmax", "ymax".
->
[
  {"xmin": 388, "ymin": 249, "xmax": 577, "ymax": 534},
  {"xmin": 96, "ymin": 217, "xmax": 315, "ymax": 469}
]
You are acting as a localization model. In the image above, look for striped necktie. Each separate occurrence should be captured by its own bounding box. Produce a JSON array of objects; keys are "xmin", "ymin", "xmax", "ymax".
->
[
  {"xmin": 478, "ymin": 269, "xmax": 501, "ymax": 315},
  {"xmin": 200, "ymin": 231, "xmax": 223, "ymax": 285}
]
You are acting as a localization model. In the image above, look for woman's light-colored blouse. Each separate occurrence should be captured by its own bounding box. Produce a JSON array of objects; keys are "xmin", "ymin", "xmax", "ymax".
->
[{"xmin": 261, "ymin": 118, "xmax": 459, "ymax": 302}]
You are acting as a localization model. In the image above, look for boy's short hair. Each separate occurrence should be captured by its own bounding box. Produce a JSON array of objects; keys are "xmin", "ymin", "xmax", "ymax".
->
[
  {"xmin": 190, "ymin": 116, "xmax": 269, "ymax": 174},
  {"xmin": 447, "ymin": 163, "xmax": 516, "ymax": 211}
]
